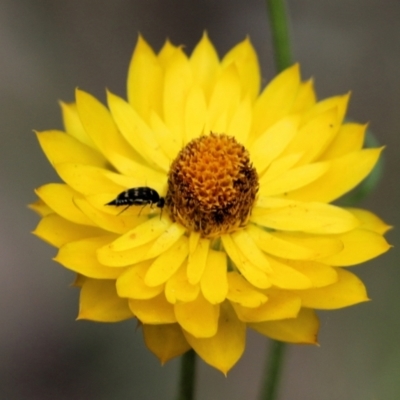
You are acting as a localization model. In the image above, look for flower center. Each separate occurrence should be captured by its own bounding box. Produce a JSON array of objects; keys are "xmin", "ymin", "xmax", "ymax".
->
[{"xmin": 166, "ymin": 133, "xmax": 259, "ymax": 238}]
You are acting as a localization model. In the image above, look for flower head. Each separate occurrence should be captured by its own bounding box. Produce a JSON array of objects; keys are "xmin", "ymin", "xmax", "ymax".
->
[{"xmin": 32, "ymin": 33, "xmax": 391, "ymax": 373}]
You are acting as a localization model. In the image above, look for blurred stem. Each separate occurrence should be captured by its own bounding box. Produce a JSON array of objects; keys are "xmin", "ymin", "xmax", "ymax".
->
[
  {"xmin": 260, "ymin": 2, "xmax": 292, "ymax": 400},
  {"xmin": 266, "ymin": 0, "xmax": 292, "ymax": 72},
  {"xmin": 177, "ymin": 349, "xmax": 196, "ymax": 400},
  {"xmin": 260, "ymin": 340, "xmax": 287, "ymax": 400}
]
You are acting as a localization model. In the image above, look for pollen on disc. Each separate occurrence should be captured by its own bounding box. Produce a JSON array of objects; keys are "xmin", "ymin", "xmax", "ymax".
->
[{"xmin": 166, "ymin": 133, "xmax": 259, "ymax": 238}]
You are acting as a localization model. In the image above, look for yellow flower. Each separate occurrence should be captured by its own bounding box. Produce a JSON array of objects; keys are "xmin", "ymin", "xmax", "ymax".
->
[{"xmin": 32, "ymin": 33, "xmax": 391, "ymax": 374}]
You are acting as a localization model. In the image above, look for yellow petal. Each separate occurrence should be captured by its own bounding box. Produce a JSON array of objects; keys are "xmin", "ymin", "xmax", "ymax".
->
[
  {"xmin": 143, "ymin": 323, "xmax": 191, "ymax": 364},
  {"xmin": 207, "ymin": 64, "xmax": 241, "ymax": 131},
  {"xmin": 145, "ymin": 236, "xmax": 189, "ymax": 287},
  {"xmin": 286, "ymin": 148, "xmax": 383, "ymax": 202},
  {"xmin": 221, "ymin": 234, "xmax": 271, "ymax": 289},
  {"xmin": 75, "ymin": 89, "xmax": 141, "ymax": 173},
  {"xmin": 129, "ymin": 293, "xmax": 176, "ymax": 324},
  {"xmin": 146, "ymin": 222, "xmax": 187, "ymax": 259},
  {"xmin": 253, "ymin": 64, "xmax": 300, "ymax": 136},
  {"xmin": 107, "ymin": 91, "xmax": 170, "ymax": 171},
  {"xmin": 158, "ymin": 39, "xmax": 179, "ymax": 66},
  {"xmin": 29, "ymin": 199, "xmax": 53, "ymax": 217},
  {"xmin": 55, "ymin": 236, "xmax": 124, "ymax": 279},
  {"xmin": 187, "ymin": 237, "xmax": 210, "ymax": 285},
  {"xmin": 250, "ymin": 115, "xmax": 299, "ymax": 175},
  {"xmin": 320, "ymin": 229, "xmax": 391, "ymax": 266},
  {"xmin": 294, "ymin": 268, "xmax": 369, "ymax": 309},
  {"xmin": 60, "ymin": 101, "xmax": 96, "ymax": 148},
  {"xmin": 174, "ymin": 293, "xmax": 220, "ymax": 338},
  {"xmin": 283, "ymin": 260, "xmax": 338, "ymax": 288},
  {"xmin": 98, "ymin": 222, "xmax": 186, "ymax": 267},
  {"xmin": 54, "ymin": 163, "xmax": 125, "ymax": 196},
  {"xmin": 282, "ymin": 108, "xmax": 341, "ymax": 165},
  {"xmin": 247, "ymin": 224, "xmax": 343, "ymax": 260},
  {"xmin": 184, "ymin": 84, "xmax": 208, "ymax": 144},
  {"xmin": 183, "ymin": 302, "xmax": 245, "ymax": 374},
  {"xmin": 98, "ymin": 241, "xmax": 155, "ymax": 267},
  {"xmin": 104, "ymin": 165, "xmax": 166, "ymax": 194},
  {"xmin": 259, "ymin": 161, "xmax": 328, "ymax": 197},
  {"xmin": 290, "ymin": 79, "xmax": 316, "ymax": 113},
  {"xmin": 267, "ymin": 257, "xmax": 312, "ymax": 289},
  {"xmin": 77, "ymin": 279, "xmax": 133, "ymax": 322},
  {"xmin": 73, "ymin": 196, "xmax": 147, "ymax": 235},
  {"xmin": 165, "ymin": 262, "xmax": 200, "ymax": 304},
  {"xmin": 231, "ymin": 229, "xmax": 272, "ymax": 273},
  {"xmin": 116, "ymin": 261, "xmax": 164, "ymax": 299},
  {"xmin": 250, "ymin": 308, "xmax": 319, "ymax": 344},
  {"xmin": 221, "ymin": 37, "xmax": 260, "ymax": 101},
  {"xmin": 107, "ymin": 217, "xmax": 171, "ymax": 251},
  {"xmin": 35, "ymin": 184, "xmax": 95, "ymax": 226},
  {"xmin": 33, "ymin": 214, "xmax": 105, "ymax": 248},
  {"xmin": 259, "ymin": 153, "xmax": 302, "ymax": 183},
  {"xmin": 346, "ymin": 208, "xmax": 392, "ymax": 234},
  {"xmin": 232, "ymin": 289, "xmax": 301, "ymax": 323},
  {"xmin": 200, "ymin": 250, "xmax": 228, "ymax": 304},
  {"xmin": 252, "ymin": 198, "xmax": 359, "ymax": 234},
  {"xmin": 321, "ymin": 123, "xmax": 366, "ymax": 160},
  {"xmin": 226, "ymin": 272, "xmax": 268, "ymax": 308},
  {"xmin": 303, "ymin": 93, "xmax": 350, "ymax": 126},
  {"xmin": 127, "ymin": 35, "xmax": 163, "ymax": 120},
  {"xmin": 149, "ymin": 110, "xmax": 182, "ymax": 160},
  {"xmin": 227, "ymin": 94, "xmax": 252, "ymax": 145},
  {"xmin": 163, "ymin": 47, "xmax": 193, "ymax": 141},
  {"xmin": 36, "ymin": 130, "xmax": 107, "ymax": 167},
  {"xmin": 189, "ymin": 32, "xmax": 220, "ymax": 101}
]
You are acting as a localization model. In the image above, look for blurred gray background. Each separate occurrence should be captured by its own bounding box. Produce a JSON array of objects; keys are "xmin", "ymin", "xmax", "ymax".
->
[{"xmin": 1, "ymin": 1, "xmax": 399, "ymax": 399}]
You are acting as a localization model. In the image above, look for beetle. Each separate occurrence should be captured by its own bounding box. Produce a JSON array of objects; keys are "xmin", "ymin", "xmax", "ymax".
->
[{"xmin": 105, "ymin": 187, "xmax": 165, "ymax": 216}]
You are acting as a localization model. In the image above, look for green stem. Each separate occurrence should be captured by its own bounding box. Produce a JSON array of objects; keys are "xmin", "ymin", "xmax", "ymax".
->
[
  {"xmin": 177, "ymin": 349, "xmax": 196, "ymax": 400},
  {"xmin": 259, "ymin": 2, "xmax": 292, "ymax": 399},
  {"xmin": 266, "ymin": 0, "xmax": 292, "ymax": 72},
  {"xmin": 260, "ymin": 340, "xmax": 287, "ymax": 400}
]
